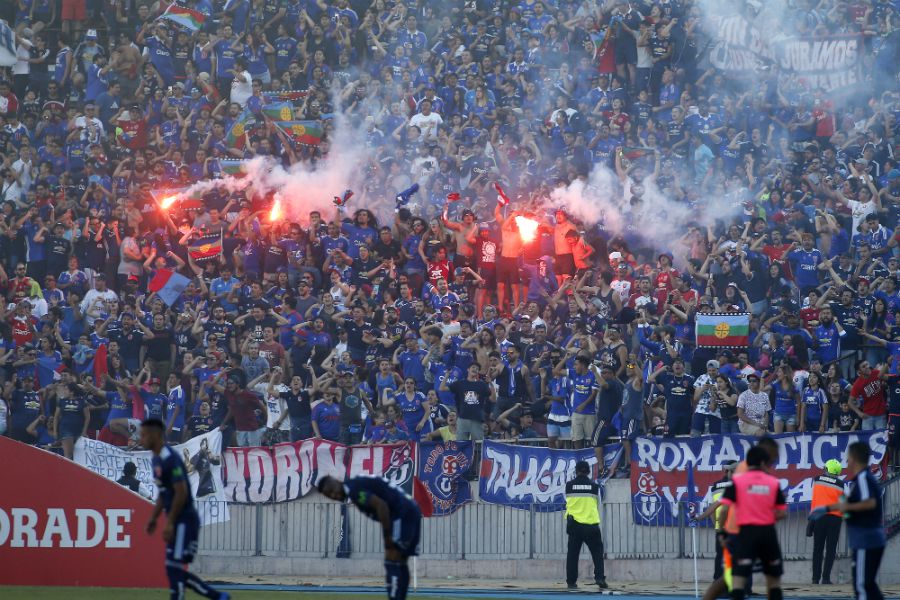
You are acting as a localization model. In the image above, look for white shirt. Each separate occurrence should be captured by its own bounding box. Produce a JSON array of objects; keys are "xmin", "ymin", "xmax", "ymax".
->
[
  {"xmin": 409, "ymin": 111, "xmax": 443, "ymax": 138},
  {"xmin": 80, "ymin": 288, "xmax": 119, "ymax": 325},
  {"xmin": 846, "ymin": 198, "xmax": 876, "ymax": 233},
  {"xmin": 256, "ymin": 382, "xmax": 290, "ymax": 431},
  {"xmin": 230, "ymin": 70, "xmax": 252, "ymax": 107},
  {"xmin": 14, "ymin": 40, "xmax": 33, "ymax": 76},
  {"xmin": 11, "ymin": 157, "xmax": 34, "ymax": 192}
]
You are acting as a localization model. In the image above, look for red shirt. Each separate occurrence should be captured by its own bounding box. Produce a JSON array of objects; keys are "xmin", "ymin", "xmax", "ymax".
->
[
  {"xmin": 721, "ymin": 469, "xmax": 786, "ymax": 526},
  {"xmin": 850, "ymin": 370, "xmax": 887, "ymax": 417},
  {"xmin": 762, "ymin": 244, "xmax": 794, "ymax": 280},
  {"xmin": 655, "ymin": 268, "xmax": 680, "ymax": 292},
  {"xmin": 427, "ymin": 259, "xmax": 450, "ymax": 285},
  {"xmin": 9, "ymin": 314, "xmax": 35, "ymax": 347},
  {"xmin": 225, "ymin": 390, "xmax": 264, "ymax": 431}
]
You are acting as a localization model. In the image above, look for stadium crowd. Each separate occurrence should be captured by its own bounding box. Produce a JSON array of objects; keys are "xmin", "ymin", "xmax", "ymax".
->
[{"xmin": 0, "ymin": 0, "xmax": 898, "ymax": 475}]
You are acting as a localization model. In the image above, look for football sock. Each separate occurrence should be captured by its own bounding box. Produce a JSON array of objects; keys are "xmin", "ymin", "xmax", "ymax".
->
[
  {"xmin": 385, "ymin": 560, "xmax": 403, "ymax": 600},
  {"xmin": 166, "ymin": 564, "xmax": 187, "ymax": 600},
  {"xmin": 397, "ymin": 562, "xmax": 410, "ymax": 599}
]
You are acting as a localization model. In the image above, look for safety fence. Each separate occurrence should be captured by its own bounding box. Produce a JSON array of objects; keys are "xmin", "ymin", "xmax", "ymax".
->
[{"xmin": 195, "ymin": 486, "xmax": 897, "ymax": 561}]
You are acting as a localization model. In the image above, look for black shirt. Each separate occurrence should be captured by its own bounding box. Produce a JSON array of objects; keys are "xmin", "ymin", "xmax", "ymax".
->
[{"xmin": 448, "ymin": 378, "xmax": 492, "ymax": 421}]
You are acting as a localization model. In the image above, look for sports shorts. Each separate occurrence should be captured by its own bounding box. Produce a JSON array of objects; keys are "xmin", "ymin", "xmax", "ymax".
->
[
  {"xmin": 730, "ymin": 525, "xmax": 783, "ymax": 578},
  {"xmin": 166, "ymin": 513, "xmax": 200, "ymax": 564},
  {"xmin": 391, "ymin": 511, "xmax": 421, "ymax": 558}
]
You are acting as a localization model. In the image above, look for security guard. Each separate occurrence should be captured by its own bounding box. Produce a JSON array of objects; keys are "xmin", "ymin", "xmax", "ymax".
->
[
  {"xmin": 565, "ymin": 460, "xmax": 607, "ymax": 591},
  {"xmin": 810, "ymin": 459, "xmax": 844, "ymax": 584}
]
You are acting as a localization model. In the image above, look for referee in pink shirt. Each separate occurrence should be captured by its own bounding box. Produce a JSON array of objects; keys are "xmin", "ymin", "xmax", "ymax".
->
[{"xmin": 719, "ymin": 446, "xmax": 788, "ymax": 600}]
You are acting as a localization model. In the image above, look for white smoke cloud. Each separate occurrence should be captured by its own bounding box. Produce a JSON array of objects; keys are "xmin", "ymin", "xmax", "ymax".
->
[{"xmin": 174, "ymin": 99, "xmax": 399, "ymax": 227}]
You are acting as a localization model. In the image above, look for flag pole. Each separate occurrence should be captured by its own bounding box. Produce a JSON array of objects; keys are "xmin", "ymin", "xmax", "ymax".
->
[{"xmin": 692, "ymin": 525, "xmax": 699, "ymax": 598}]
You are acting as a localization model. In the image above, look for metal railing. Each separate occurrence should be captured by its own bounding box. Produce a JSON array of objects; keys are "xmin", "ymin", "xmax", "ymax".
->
[{"xmin": 197, "ymin": 499, "xmax": 856, "ymax": 561}]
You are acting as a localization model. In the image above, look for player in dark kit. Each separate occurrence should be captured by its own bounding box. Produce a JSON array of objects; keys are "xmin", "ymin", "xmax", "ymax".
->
[
  {"xmin": 318, "ymin": 475, "xmax": 422, "ymax": 600},
  {"xmin": 141, "ymin": 419, "xmax": 230, "ymax": 600}
]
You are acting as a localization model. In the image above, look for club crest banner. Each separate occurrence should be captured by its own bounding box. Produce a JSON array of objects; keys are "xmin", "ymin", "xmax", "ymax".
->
[{"xmin": 416, "ymin": 441, "xmax": 474, "ymax": 515}]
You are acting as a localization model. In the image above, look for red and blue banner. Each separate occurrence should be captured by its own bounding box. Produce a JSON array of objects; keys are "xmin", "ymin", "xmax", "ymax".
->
[
  {"xmin": 416, "ymin": 441, "xmax": 474, "ymax": 516},
  {"xmin": 630, "ymin": 431, "xmax": 889, "ymax": 526},
  {"xmin": 478, "ymin": 440, "xmax": 622, "ymax": 510}
]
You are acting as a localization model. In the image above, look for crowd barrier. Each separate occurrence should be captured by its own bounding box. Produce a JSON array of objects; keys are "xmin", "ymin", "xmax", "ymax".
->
[{"xmin": 196, "ymin": 471, "xmax": 900, "ymax": 561}]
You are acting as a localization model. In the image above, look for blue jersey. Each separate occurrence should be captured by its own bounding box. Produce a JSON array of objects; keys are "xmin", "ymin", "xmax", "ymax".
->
[
  {"xmin": 104, "ymin": 391, "xmax": 131, "ymax": 424},
  {"xmin": 845, "ymin": 469, "xmax": 886, "ymax": 550},
  {"xmin": 167, "ymin": 386, "xmax": 186, "ymax": 429},
  {"xmin": 568, "ymin": 369, "xmax": 598, "ymax": 415},
  {"xmin": 772, "ymin": 381, "xmax": 796, "ymax": 415},
  {"xmin": 547, "ymin": 374, "xmax": 571, "ymax": 421},
  {"xmin": 801, "ymin": 386, "xmax": 826, "ymax": 423},
  {"xmin": 140, "ymin": 389, "xmax": 167, "ymax": 421},
  {"xmin": 398, "ymin": 349, "xmax": 427, "ymax": 388},
  {"xmin": 344, "ymin": 476, "xmax": 418, "ymax": 521},
  {"xmin": 393, "ymin": 390, "xmax": 428, "ymax": 438},
  {"xmin": 152, "ymin": 445, "xmax": 198, "ymax": 520},
  {"xmin": 144, "ymin": 36, "xmax": 175, "ymax": 85},
  {"xmin": 340, "ymin": 223, "xmax": 377, "ymax": 259},
  {"xmin": 814, "ymin": 322, "xmax": 844, "ymax": 363},
  {"xmin": 787, "ymin": 247, "xmax": 822, "ymax": 289}
]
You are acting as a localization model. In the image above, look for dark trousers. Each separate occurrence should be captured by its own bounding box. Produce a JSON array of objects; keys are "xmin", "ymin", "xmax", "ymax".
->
[
  {"xmin": 714, "ymin": 535, "xmax": 724, "ymax": 581},
  {"xmin": 566, "ymin": 519, "xmax": 605, "ymax": 586},
  {"xmin": 852, "ymin": 546, "xmax": 884, "ymax": 600},
  {"xmin": 812, "ymin": 515, "xmax": 842, "ymax": 583}
]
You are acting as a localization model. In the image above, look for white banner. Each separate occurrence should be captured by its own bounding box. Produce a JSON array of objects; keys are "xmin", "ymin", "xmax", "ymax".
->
[{"xmin": 74, "ymin": 431, "xmax": 229, "ymax": 524}]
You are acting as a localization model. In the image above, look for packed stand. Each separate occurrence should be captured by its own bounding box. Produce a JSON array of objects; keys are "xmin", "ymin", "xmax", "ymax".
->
[{"xmin": 0, "ymin": 0, "xmax": 898, "ymax": 474}]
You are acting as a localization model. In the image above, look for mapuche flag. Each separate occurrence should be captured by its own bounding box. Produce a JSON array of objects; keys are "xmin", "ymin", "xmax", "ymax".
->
[
  {"xmin": 158, "ymin": 4, "xmax": 206, "ymax": 31},
  {"xmin": 261, "ymin": 101, "xmax": 295, "ymax": 121},
  {"xmin": 695, "ymin": 313, "xmax": 750, "ymax": 348},
  {"xmin": 225, "ymin": 108, "xmax": 252, "ymax": 148},
  {"xmin": 188, "ymin": 232, "xmax": 223, "ymax": 262},
  {"xmin": 274, "ymin": 120, "xmax": 323, "ymax": 146}
]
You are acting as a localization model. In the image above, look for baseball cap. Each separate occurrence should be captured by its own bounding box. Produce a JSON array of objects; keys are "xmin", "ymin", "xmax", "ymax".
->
[
  {"xmin": 825, "ymin": 459, "xmax": 842, "ymax": 476},
  {"xmin": 149, "ymin": 377, "xmax": 161, "ymax": 385},
  {"xmin": 86, "ymin": 29, "xmax": 98, "ymax": 40},
  {"xmin": 706, "ymin": 359, "xmax": 720, "ymax": 369}
]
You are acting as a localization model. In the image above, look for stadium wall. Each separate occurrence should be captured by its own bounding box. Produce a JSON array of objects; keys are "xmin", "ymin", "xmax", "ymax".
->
[{"xmin": 193, "ymin": 479, "xmax": 900, "ymax": 585}]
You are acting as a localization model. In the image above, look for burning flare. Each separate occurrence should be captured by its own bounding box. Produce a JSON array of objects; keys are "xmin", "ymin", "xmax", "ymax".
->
[
  {"xmin": 269, "ymin": 194, "xmax": 284, "ymax": 221},
  {"xmin": 515, "ymin": 215, "xmax": 539, "ymax": 244},
  {"xmin": 160, "ymin": 195, "xmax": 178, "ymax": 209}
]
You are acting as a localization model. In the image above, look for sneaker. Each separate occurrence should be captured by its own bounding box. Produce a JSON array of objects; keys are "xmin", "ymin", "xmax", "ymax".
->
[
  {"xmin": 597, "ymin": 579, "xmax": 609, "ymax": 589},
  {"xmin": 822, "ymin": 579, "xmax": 832, "ymax": 585},
  {"xmin": 566, "ymin": 584, "xmax": 579, "ymax": 592}
]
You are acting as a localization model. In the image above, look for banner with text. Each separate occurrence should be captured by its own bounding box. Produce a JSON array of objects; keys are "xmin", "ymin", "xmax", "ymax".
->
[
  {"xmin": 417, "ymin": 441, "xmax": 474, "ymax": 516},
  {"xmin": 222, "ymin": 440, "xmax": 416, "ymax": 503},
  {"xmin": 0, "ymin": 437, "xmax": 167, "ymax": 588},
  {"xmin": 74, "ymin": 431, "xmax": 229, "ymax": 525},
  {"xmin": 630, "ymin": 431, "xmax": 888, "ymax": 526},
  {"xmin": 479, "ymin": 441, "xmax": 623, "ymax": 510},
  {"xmin": 707, "ymin": 15, "xmax": 863, "ymax": 92}
]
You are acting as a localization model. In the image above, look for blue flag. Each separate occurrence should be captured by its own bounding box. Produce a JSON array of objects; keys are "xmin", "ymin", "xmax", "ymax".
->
[
  {"xmin": 686, "ymin": 461, "xmax": 700, "ymax": 527},
  {"xmin": 0, "ymin": 21, "xmax": 16, "ymax": 67}
]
